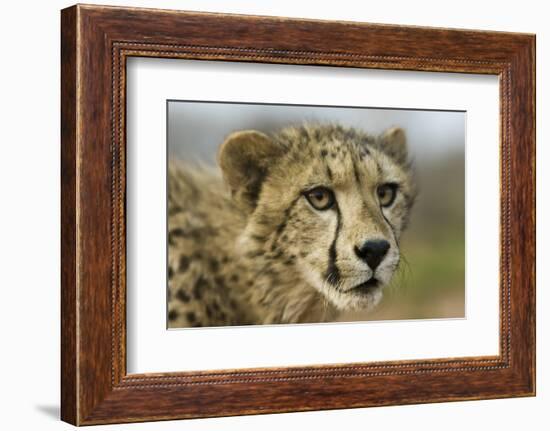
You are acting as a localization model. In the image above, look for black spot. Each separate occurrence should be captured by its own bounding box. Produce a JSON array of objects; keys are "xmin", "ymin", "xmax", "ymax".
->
[
  {"xmin": 376, "ymin": 161, "xmax": 383, "ymax": 177},
  {"xmin": 245, "ymin": 250, "xmax": 264, "ymax": 258},
  {"xmin": 193, "ymin": 276, "xmax": 208, "ymax": 300},
  {"xmin": 281, "ymin": 234, "xmax": 288, "ymax": 242},
  {"xmin": 320, "ymin": 149, "xmax": 328, "ymax": 157},
  {"xmin": 168, "ymin": 205, "xmax": 183, "ymax": 216},
  {"xmin": 271, "ymin": 250, "xmax": 284, "ymax": 259},
  {"xmin": 188, "ymin": 230, "xmax": 202, "ymax": 240},
  {"xmin": 186, "ymin": 311, "xmax": 196, "ymax": 323},
  {"xmin": 205, "ymin": 306, "xmax": 213, "ymax": 319},
  {"xmin": 169, "ymin": 228, "xmax": 187, "ymax": 238},
  {"xmin": 284, "ymin": 257, "xmax": 295, "ymax": 266},
  {"xmin": 263, "ymin": 268, "xmax": 277, "ymax": 278},
  {"xmin": 275, "ymin": 223, "xmax": 286, "ymax": 237},
  {"xmin": 209, "ymin": 258, "xmax": 219, "ymax": 272},
  {"xmin": 214, "ymin": 275, "xmax": 225, "ymax": 287},
  {"xmin": 191, "ymin": 322, "xmax": 203, "ymax": 328},
  {"xmin": 300, "ymin": 251, "xmax": 309, "ymax": 257},
  {"xmin": 176, "ymin": 289, "xmax": 191, "ymax": 303},
  {"xmin": 230, "ymin": 274, "xmax": 239, "ymax": 283},
  {"xmin": 221, "ymin": 256, "xmax": 230, "ymax": 264},
  {"xmin": 168, "ymin": 267, "xmax": 174, "ymax": 279},
  {"xmin": 331, "ymin": 152, "xmax": 337, "ymax": 158},
  {"xmin": 314, "ymin": 129, "xmax": 322, "ymax": 141},
  {"xmin": 168, "ymin": 309, "xmax": 179, "ymax": 321},
  {"xmin": 192, "ymin": 251, "xmax": 203, "ymax": 259},
  {"xmin": 179, "ymin": 255, "xmax": 190, "ymax": 272}
]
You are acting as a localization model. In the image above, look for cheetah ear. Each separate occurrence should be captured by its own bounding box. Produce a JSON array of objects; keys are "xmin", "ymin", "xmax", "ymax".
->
[
  {"xmin": 377, "ymin": 127, "xmax": 408, "ymax": 164},
  {"xmin": 218, "ymin": 130, "xmax": 284, "ymax": 210}
]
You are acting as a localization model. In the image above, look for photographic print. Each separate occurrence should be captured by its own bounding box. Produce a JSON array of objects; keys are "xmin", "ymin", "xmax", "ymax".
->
[{"xmin": 167, "ymin": 102, "xmax": 465, "ymax": 329}]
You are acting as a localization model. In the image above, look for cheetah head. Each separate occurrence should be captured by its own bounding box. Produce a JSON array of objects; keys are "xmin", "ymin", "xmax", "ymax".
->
[{"xmin": 218, "ymin": 124, "xmax": 416, "ymax": 312}]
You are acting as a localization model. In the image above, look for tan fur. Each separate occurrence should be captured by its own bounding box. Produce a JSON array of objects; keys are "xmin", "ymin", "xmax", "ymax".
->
[{"xmin": 167, "ymin": 123, "xmax": 416, "ymax": 328}]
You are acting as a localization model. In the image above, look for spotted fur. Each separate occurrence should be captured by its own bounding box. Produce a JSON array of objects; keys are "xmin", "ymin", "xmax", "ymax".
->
[{"xmin": 167, "ymin": 124, "xmax": 416, "ymax": 328}]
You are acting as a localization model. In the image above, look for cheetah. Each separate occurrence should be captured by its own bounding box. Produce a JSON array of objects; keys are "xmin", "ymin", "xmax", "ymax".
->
[{"xmin": 167, "ymin": 124, "xmax": 416, "ymax": 328}]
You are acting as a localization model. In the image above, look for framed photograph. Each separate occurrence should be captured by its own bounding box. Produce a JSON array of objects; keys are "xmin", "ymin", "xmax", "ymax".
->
[{"xmin": 61, "ymin": 4, "xmax": 535, "ymax": 425}]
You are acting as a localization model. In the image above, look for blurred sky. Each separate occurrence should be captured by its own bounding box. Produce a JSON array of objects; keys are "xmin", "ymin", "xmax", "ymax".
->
[{"xmin": 168, "ymin": 101, "xmax": 465, "ymax": 166}]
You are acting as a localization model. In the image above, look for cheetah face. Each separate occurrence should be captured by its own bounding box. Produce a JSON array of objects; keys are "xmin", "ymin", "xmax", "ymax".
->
[
  {"xmin": 218, "ymin": 125, "xmax": 416, "ymax": 312},
  {"xmin": 290, "ymin": 172, "xmax": 405, "ymax": 311}
]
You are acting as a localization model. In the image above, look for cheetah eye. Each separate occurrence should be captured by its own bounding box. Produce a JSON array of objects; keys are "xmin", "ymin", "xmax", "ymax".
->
[
  {"xmin": 304, "ymin": 187, "xmax": 335, "ymax": 211},
  {"xmin": 377, "ymin": 183, "xmax": 398, "ymax": 207}
]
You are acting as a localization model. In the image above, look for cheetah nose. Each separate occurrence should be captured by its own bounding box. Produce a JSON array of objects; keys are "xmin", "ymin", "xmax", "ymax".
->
[{"xmin": 354, "ymin": 239, "xmax": 390, "ymax": 270}]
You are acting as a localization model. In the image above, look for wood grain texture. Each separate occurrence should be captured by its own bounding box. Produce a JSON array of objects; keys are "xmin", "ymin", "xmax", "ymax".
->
[{"xmin": 60, "ymin": 4, "xmax": 535, "ymax": 425}]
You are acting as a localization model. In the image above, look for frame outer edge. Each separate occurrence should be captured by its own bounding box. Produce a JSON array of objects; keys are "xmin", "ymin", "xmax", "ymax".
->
[
  {"xmin": 524, "ymin": 34, "xmax": 536, "ymax": 395},
  {"xmin": 60, "ymin": 4, "xmax": 536, "ymax": 424},
  {"xmin": 526, "ymin": 35, "xmax": 536, "ymax": 395},
  {"xmin": 531, "ymin": 34, "xmax": 536, "ymax": 396},
  {"xmin": 61, "ymin": 4, "xmax": 79, "ymax": 426},
  {"xmin": 507, "ymin": 35, "xmax": 536, "ymax": 395}
]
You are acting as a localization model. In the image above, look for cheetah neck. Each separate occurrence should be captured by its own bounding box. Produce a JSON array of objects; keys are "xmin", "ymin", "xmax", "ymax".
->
[{"xmin": 230, "ymin": 252, "xmax": 339, "ymax": 325}]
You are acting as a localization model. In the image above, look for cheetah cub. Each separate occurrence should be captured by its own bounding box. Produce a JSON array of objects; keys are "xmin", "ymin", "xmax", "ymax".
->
[{"xmin": 168, "ymin": 124, "xmax": 416, "ymax": 328}]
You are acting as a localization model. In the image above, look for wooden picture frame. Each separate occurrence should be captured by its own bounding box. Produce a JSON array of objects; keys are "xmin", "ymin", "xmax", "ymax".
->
[{"xmin": 61, "ymin": 4, "xmax": 535, "ymax": 425}]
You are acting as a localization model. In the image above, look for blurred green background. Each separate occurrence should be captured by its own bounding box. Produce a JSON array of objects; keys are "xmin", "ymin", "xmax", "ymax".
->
[{"xmin": 169, "ymin": 101, "xmax": 466, "ymax": 322}]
